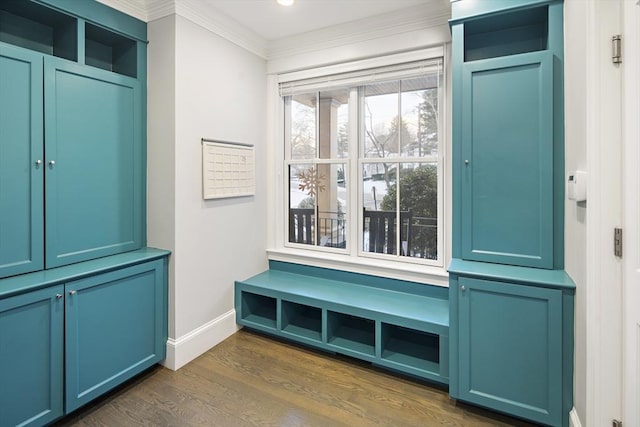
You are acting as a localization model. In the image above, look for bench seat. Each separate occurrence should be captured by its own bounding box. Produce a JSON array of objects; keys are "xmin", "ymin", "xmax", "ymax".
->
[{"xmin": 235, "ymin": 262, "xmax": 450, "ymax": 384}]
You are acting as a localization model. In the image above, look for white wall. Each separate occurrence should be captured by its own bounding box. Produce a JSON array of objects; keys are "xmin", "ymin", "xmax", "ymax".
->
[
  {"xmin": 148, "ymin": 14, "xmax": 268, "ymax": 370},
  {"xmin": 147, "ymin": 13, "xmax": 177, "ymax": 342},
  {"xmin": 563, "ymin": 1, "xmax": 587, "ymax": 423}
]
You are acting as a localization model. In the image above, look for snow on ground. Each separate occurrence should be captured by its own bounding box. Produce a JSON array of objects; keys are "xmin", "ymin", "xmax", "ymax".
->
[{"xmin": 289, "ymin": 179, "xmax": 389, "ymax": 211}]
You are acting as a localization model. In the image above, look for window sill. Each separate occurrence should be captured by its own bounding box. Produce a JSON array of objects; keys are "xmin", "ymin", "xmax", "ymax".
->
[{"xmin": 266, "ymin": 248, "xmax": 449, "ymax": 287}]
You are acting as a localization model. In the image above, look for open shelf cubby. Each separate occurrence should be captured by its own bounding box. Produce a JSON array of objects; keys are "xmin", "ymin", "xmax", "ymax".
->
[
  {"xmin": 327, "ymin": 311, "xmax": 375, "ymax": 357},
  {"xmin": 281, "ymin": 301, "xmax": 322, "ymax": 342},
  {"xmin": 240, "ymin": 292, "xmax": 277, "ymax": 329},
  {"xmin": 464, "ymin": 6, "xmax": 548, "ymax": 62},
  {"xmin": 381, "ymin": 323, "xmax": 440, "ymax": 374},
  {"xmin": 85, "ymin": 22, "xmax": 136, "ymax": 77},
  {"xmin": 0, "ymin": 1, "xmax": 77, "ymax": 61}
]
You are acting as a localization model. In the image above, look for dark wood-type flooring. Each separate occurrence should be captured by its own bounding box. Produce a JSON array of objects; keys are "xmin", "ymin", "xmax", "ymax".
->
[{"xmin": 53, "ymin": 329, "xmax": 538, "ymax": 426}]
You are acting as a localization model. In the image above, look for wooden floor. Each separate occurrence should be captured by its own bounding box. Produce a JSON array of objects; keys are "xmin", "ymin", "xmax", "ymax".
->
[{"xmin": 54, "ymin": 330, "xmax": 537, "ymax": 427}]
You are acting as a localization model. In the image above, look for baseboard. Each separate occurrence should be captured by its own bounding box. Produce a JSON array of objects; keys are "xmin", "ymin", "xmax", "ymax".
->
[
  {"xmin": 162, "ymin": 309, "xmax": 239, "ymax": 370},
  {"xmin": 569, "ymin": 407, "xmax": 583, "ymax": 427}
]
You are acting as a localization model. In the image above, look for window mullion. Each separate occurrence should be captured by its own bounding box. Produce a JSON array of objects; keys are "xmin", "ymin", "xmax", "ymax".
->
[{"xmin": 349, "ymin": 87, "xmax": 360, "ymax": 256}]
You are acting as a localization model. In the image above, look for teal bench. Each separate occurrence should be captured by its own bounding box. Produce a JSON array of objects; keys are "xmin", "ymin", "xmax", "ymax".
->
[{"xmin": 235, "ymin": 261, "xmax": 450, "ymax": 384}]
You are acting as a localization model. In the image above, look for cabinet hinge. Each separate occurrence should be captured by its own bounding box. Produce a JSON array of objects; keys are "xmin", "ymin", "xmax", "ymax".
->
[
  {"xmin": 612, "ymin": 35, "xmax": 622, "ymax": 64},
  {"xmin": 614, "ymin": 228, "xmax": 623, "ymax": 257},
  {"xmin": 612, "ymin": 420, "xmax": 622, "ymax": 427}
]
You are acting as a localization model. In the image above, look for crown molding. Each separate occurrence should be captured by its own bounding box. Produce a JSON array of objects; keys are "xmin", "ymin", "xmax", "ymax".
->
[
  {"xmin": 97, "ymin": 0, "xmax": 449, "ymax": 62},
  {"xmin": 97, "ymin": 0, "xmax": 149, "ymax": 22},
  {"xmin": 145, "ymin": 0, "xmax": 267, "ymax": 58},
  {"xmin": 266, "ymin": 2, "xmax": 450, "ymax": 60},
  {"xmin": 146, "ymin": 0, "xmax": 175, "ymax": 21}
]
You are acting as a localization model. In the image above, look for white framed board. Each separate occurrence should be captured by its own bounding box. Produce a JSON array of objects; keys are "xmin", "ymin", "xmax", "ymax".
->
[{"xmin": 202, "ymin": 139, "xmax": 255, "ymax": 199}]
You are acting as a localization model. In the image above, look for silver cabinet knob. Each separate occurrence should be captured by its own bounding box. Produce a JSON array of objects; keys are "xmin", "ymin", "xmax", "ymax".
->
[
  {"xmin": 56, "ymin": 294, "xmax": 63, "ymax": 299},
  {"xmin": 35, "ymin": 160, "xmax": 42, "ymax": 168},
  {"xmin": 49, "ymin": 160, "xmax": 56, "ymax": 168},
  {"xmin": 464, "ymin": 160, "xmax": 469, "ymax": 165},
  {"xmin": 69, "ymin": 290, "xmax": 77, "ymax": 295},
  {"xmin": 461, "ymin": 285, "xmax": 466, "ymax": 292}
]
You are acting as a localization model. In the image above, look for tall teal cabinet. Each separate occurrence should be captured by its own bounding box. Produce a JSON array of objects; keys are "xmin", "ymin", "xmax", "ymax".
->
[
  {"xmin": 0, "ymin": 1, "xmax": 168, "ymax": 426},
  {"xmin": 448, "ymin": 1, "xmax": 574, "ymax": 426}
]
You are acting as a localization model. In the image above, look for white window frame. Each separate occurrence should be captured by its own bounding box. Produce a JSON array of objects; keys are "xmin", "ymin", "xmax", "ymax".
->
[{"xmin": 267, "ymin": 47, "xmax": 450, "ymax": 286}]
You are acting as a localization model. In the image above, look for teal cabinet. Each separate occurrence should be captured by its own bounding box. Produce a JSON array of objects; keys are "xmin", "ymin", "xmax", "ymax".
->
[
  {"xmin": 44, "ymin": 58, "xmax": 143, "ymax": 268},
  {"xmin": 0, "ymin": 286, "xmax": 64, "ymax": 427},
  {"xmin": 455, "ymin": 277, "xmax": 562, "ymax": 425},
  {"xmin": 65, "ymin": 260, "xmax": 166, "ymax": 412},
  {"xmin": 449, "ymin": 1, "xmax": 573, "ymax": 426},
  {"xmin": 461, "ymin": 51, "xmax": 554, "ymax": 268},
  {"xmin": 0, "ymin": 250, "xmax": 169, "ymax": 426},
  {"xmin": 451, "ymin": 0, "xmax": 564, "ymax": 270},
  {"xmin": 0, "ymin": 44, "xmax": 44, "ymax": 278},
  {"xmin": 0, "ymin": 0, "xmax": 147, "ymax": 279}
]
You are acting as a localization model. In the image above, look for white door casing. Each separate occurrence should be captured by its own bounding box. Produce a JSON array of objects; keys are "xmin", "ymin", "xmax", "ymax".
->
[{"xmin": 622, "ymin": 1, "xmax": 640, "ymax": 426}]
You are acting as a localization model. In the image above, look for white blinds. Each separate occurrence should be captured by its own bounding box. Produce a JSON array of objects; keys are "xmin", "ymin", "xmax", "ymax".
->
[{"xmin": 278, "ymin": 57, "xmax": 443, "ymax": 97}]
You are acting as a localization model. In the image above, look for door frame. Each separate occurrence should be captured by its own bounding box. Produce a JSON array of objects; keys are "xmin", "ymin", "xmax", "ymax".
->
[
  {"xmin": 622, "ymin": 0, "xmax": 640, "ymax": 425},
  {"xmin": 584, "ymin": 0, "xmax": 623, "ymax": 425}
]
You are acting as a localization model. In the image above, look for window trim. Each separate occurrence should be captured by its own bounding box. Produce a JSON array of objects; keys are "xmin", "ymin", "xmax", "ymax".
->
[{"xmin": 268, "ymin": 47, "xmax": 451, "ymax": 284}]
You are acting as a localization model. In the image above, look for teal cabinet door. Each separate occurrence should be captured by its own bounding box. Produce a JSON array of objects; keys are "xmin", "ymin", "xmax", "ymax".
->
[
  {"xmin": 65, "ymin": 259, "xmax": 166, "ymax": 412},
  {"xmin": 44, "ymin": 57, "xmax": 143, "ymax": 268},
  {"xmin": 0, "ymin": 44, "xmax": 44, "ymax": 279},
  {"xmin": 457, "ymin": 277, "xmax": 562, "ymax": 426},
  {"xmin": 461, "ymin": 51, "xmax": 554, "ymax": 268},
  {"xmin": 0, "ymin": 285, "xmax": 64, "ymax": 427}
]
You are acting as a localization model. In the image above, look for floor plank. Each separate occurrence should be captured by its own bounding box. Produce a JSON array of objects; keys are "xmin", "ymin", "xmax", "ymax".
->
[{"xmin": 53, "ymin": 330, "xmax": 538, "ymax": 426}]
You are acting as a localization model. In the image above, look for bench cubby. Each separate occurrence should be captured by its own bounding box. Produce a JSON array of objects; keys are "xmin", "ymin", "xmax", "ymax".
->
[
  {"xmin": 327, "ymin": 312, "xmax": 376, "ymax": 357},
  {"xmin": 235, "ymin": 261, "xmax": 449, "ymax": 384},
  {"xmin": 281, "ymin": 301, "xmax": 322, "ymax": 342},
  {"xmin": 240, "ymin": 291, "xmax": 277, "ymax": 330}
]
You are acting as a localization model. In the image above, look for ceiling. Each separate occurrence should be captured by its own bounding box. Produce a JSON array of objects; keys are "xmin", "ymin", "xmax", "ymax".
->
[{"xmin": 201, "ymin": 0, "xmax": 430, "ymax": 41}]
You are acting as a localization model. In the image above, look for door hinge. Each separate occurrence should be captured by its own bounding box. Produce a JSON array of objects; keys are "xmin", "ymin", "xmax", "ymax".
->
[
  {"xmin": 612, "ymin": 35, "xmax": 622, "ymax": 64},
  {"xmin": 613, "ymin": 420, "xmax": 622, "ymax": 427},
  {"xmin": 614, "ymin": 228, "xmax": 623, "ymax": 257}
]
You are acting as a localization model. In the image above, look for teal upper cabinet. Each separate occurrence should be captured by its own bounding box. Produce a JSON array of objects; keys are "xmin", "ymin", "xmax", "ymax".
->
[
  {"xmin": 44, "ymin": 58, "xmax": 143, "ymax": 268},
  {"xmin": 0, "ymin": 0, "xmax": 147, "ymax": 278},
  {"xmin": 0, "ymin": 45, "xmax": 44, "ymax": 278},
  {"xmin": 451, "ymin": 0, "xmax": 564, "ymax": 269},
  {"xmin": 461, "ymin": 51, "xmax": 553, "ymax": 268}
]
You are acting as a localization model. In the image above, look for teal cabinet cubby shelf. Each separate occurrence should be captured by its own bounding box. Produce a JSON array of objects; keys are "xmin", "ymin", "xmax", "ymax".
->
[
  {"xmin": 235, "ymin": 261, "xmax": 449, "ymax": 385},
  {"xmin": 281, "ymin": 301, "xmax": 322, "ymax": 342},
  {"xmin": 327, "ymin": 312, "xmax": 376, "ymax": 358},
  {"xmin": 240, "ymin": 291, "xmax": 277, "ymax": 330}
]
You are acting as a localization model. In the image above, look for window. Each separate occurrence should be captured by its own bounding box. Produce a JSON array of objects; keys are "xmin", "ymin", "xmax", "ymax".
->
[{"xmin": 281, "ymin": 57, "xmax": 444, "ymax": 266}]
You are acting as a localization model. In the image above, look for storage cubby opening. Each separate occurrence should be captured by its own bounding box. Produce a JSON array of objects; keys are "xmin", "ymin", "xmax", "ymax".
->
[
  {"xmin": 464, "ymin": 6, "xmax": 548, "ymax": 62},
  {"xmin": 85, "ymin": 23, "xmax": 136, "ymax": 77},
  {"xmin": 0, "ymin": 1, "xmax": 77, "ymax": 61},
  {"xmin": 327, "ymin": 312, "xmax": 375, "ymax": 356},
  {"xmin": 281, "ymin": 301, "xmax": 322, "ymax": 341},
  {"xmin": 381, "ymin": 324, "xmax": 439, "ymax": 373},
  {"xmin": 241, "ymin": 292, "xmax": 277, "ymax": 329}
]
